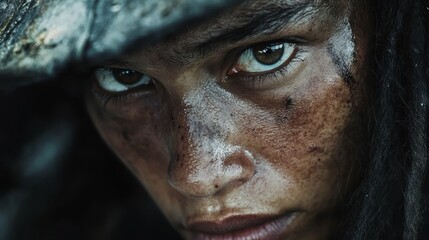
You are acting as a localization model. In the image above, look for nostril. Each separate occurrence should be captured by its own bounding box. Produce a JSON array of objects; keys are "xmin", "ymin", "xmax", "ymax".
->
[
  {"xmin": 168, "ymin": 167, "xmax": 219, "ymax": 199},
  {"xmin": 168, "ymin": 148, "xmax": 256, "ymax": 198},
  {"xmin": 223, "ymin": 150, "xmax": 256, "ymax": 181}
]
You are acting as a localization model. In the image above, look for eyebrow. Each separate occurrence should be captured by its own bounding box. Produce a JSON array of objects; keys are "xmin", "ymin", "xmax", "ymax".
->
[{"xmin": 174, "ymin": 1, "xmax": 319, "ymax": 63}]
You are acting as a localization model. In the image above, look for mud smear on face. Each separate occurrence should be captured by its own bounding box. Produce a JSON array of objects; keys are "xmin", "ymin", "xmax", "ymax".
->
[{"xmin": 327, "ymin": 19, "xmax": 356, "ymax": 87}]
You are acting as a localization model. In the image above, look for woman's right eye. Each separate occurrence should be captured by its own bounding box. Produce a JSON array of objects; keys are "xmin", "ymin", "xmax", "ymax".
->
[{"xmin": 94, "ymin": 68, "xmax": 154, "ymax": 93}]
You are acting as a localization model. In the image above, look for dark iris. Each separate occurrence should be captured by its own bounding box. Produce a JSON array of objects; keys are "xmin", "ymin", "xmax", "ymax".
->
[
  {"xmin": 112, "ymin": 69, "xmax": 143, "ymax": 85},
  {"xmin": 252, "ymin": 43, "xmax": 284, "ymax": 65}
]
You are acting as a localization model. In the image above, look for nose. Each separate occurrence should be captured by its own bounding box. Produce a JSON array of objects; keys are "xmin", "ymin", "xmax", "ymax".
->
[{"xmin": 167, "ymin": 84, "xmax": 256, "ymax": 198}]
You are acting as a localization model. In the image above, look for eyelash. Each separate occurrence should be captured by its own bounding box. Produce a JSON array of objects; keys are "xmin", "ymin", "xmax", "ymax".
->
[
  {"xmin": 91, "ymin": 39, "xmax": 307, "ymax": 106},
  {"xmin": 90, "ymin": 74, "xmax": 153, "ymax": 106},
  {"xmin": 227, "ymin": 48, "xmax": 305, "ymax": 90}
]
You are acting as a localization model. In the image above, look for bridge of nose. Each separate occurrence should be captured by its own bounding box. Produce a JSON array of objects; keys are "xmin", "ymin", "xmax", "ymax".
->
[{"xmin": 167, "ymin": 81, "xmax": 256, "ymax": 198}]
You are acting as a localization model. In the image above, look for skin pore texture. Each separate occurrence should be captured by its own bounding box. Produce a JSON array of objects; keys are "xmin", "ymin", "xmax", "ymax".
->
[{"xmin": 86, "ymin": 0, "xmax": 372, "ymax": 239}]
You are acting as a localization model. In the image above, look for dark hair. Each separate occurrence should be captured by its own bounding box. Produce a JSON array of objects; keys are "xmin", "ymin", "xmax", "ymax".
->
[{"xmin": 343, "ymin": 0, "xmax": 429, "ymax": 239}]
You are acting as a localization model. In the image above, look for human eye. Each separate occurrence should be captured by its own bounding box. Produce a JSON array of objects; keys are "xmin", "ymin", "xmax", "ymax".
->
[
  {"xmin": 227, "ymin": 40, "xmax": 304, "ymax": 90},
  {"xmin": 94, "ymin": 68, "xmax": 154, "ymax": 93},
  {"xmin": 91, "ymin": 67, "xmax": 157, "ymax": 105}
]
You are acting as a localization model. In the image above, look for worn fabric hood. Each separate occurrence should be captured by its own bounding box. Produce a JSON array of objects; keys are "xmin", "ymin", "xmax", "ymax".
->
[{"xmin": 0, "ymin": 0, "xmax": 241, "ymax": 89}]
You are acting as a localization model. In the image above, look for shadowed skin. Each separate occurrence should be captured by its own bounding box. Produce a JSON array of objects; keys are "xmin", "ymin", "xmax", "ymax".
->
[{"xmin": 86, "ymin": 0, "xmax": 373, "ymax": 239}]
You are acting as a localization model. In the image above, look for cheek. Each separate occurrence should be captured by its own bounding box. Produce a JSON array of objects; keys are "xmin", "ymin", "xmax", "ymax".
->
[
  {"xmin": 235, "ymin": 75, "xmax": 362, "ymax": 209},
  {"xmin": 86, "ymin": 96, "xmax": 188, "ymax": 219},
  {"xmin": 86, "ymin": 95, "xmax": 173, "ymax": 197}
]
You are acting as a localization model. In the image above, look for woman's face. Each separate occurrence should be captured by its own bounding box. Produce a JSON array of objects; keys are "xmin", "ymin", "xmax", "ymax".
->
[{"xmin": 86, "ymin": 0, "xmax": 372, "ymax": 239}]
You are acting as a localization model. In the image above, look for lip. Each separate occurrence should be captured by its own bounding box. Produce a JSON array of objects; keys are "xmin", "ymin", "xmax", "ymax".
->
[{"xmin": 186, "ymin": 212, "xmax": 297, "ymax": 240}]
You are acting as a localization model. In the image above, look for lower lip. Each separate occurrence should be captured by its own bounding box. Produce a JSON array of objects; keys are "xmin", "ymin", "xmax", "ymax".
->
[{"xmin": 192, "ymin": 214, "xmax": 296, "ymax": 240}]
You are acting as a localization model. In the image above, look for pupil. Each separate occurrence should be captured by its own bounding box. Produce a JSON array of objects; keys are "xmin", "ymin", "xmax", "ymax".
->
[
  {"xmin": 253, "ymin": 43, "xmax": 284, "ymax": 65},
  {"xmin": 112, "ymin": 69, "xmax": 143, "ymax": 85}
]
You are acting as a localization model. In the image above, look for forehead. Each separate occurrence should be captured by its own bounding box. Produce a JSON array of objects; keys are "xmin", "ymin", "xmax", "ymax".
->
[
  {"xmin": 168, "ymin": 0, "xmax": 347, "ymax": 41},
  {"xmin": 113, "ymin": 0, "xmax": 349, "ymax": 67}
]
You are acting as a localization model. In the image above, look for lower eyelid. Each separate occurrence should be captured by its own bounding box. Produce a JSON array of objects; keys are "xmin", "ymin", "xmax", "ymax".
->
[
  {"xmin": 91, "ymin": 74, "xmax": 157, "ymax": 107},
  {"xmin": 227, "ymin": 49, "xmax": 307, "ymax": 91},
  {"xmin": 234, "ymin": 46, "xmax": 299, "ymax": 77},
  {"xmin": 91, "ymin": 84, "xmax": 156, "ymax": 109}
]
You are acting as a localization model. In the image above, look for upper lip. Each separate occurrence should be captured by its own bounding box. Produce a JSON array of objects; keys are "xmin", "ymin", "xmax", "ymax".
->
[{"xmin": 186, "ymin": 213, "xmax": 290, "ymax": 234}]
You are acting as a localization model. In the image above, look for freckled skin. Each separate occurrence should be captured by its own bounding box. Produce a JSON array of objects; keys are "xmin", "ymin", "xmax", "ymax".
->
[{"xmin": 86, "ymin": 0, "xmax": 372, "ymax": 239}]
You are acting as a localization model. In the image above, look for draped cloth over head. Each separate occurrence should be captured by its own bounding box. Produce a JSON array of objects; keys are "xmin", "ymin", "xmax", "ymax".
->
[{"xmin": 0, "ymin": 0, "xmax": 241, "ymax": 89}]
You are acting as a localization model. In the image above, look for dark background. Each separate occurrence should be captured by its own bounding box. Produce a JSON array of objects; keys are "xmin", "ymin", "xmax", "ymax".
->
[{"xmin": 0, "ymin": 76, "xmax": 181, "ymax": 240}]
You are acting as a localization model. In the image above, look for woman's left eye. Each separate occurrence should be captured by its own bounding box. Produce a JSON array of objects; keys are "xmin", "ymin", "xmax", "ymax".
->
[{"xmin": 229, "ymin": 42, "xmax": 298, "ymax": 75}]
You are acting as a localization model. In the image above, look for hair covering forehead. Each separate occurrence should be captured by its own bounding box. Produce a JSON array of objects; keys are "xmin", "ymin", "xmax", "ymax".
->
[{"xmin": 0, "ymin": 0, "xmax": 242, "ymax": 89}]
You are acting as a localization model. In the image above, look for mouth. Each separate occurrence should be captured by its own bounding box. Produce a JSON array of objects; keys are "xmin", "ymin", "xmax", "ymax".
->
[{"xmin": 186, "ymin": 212, "xmax": 297, "ymax": 240}]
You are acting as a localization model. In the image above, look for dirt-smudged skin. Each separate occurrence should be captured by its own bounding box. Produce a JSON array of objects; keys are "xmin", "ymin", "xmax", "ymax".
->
[{"xmin": 86, "ymin": 0, "xmax": 372, "ymax": 239}]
